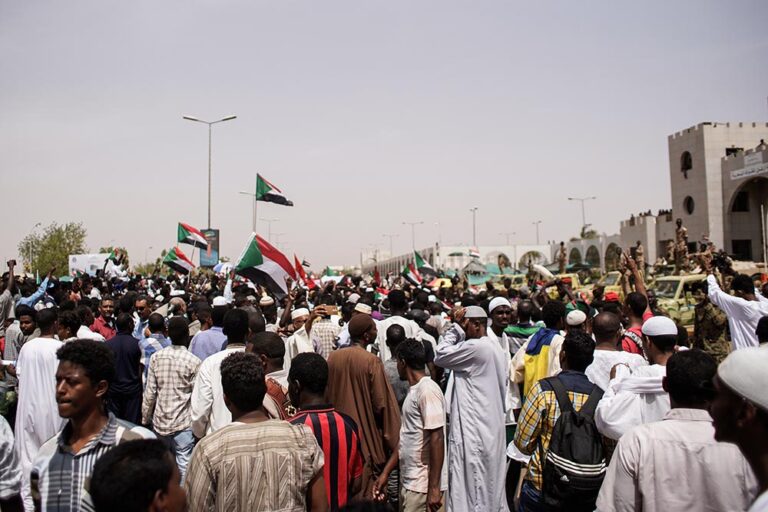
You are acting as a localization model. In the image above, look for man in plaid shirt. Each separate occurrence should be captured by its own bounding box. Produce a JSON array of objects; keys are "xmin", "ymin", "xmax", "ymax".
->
[
  {"xmin": 513, "ymin": 330, "xmax": 597, "ymax": 511},
  {"xmin": 142, "ymin": 316, "xmax": 201, "ymax": 481}
]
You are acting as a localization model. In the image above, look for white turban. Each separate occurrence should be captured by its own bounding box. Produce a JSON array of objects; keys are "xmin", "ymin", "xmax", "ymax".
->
[
  {"xmin": 718, "ymin": 347, "xmax": 768, "ymax": 411},
  {"xmin": 642, "ymin": 316, "xmax": 677, "ymax": 336},
  {"xmin": 291, "ymin": 308, "xmax": 310, "ymax": 320},
  {"xmin": 488, "ymin": 297, "xmax": 512, "ymax": 313}
]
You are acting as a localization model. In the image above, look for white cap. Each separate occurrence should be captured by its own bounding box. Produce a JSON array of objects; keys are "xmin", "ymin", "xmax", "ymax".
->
[
  {"xmin": 428, "ymin": 295, "xmax": 437, "ymax": 303},
  {"xmin": 170, "ymin": 289, "xmax": 185, "ymax": 297},
  {"xmin": 346, "ymin": 293, "xmax": 361, "ymax": 304},
  {"xmin": 566, "ymin": 310, "xmax": 587, "ymax": 326},
  {"xmin": 464, "ymin": 306, "xmax": 487, "ymax": 319},
  {"xmin": 259, "ymin": 295, "xmax": 275, "ymax": 307},
  {"xmin": 212, "ymin": 296, "xmax": 228, "ymax": 307},
  {"xmin": 489, "ymin": 297, "xmax": 511, "ymax": 313},
  {"xmin": 641, "ymin": 316, "xmax": 678, "ymax": 336},
  {"xmin": 718, "ymin": 347, "xmax": 768, "ymax": 411},
  {"xmin": 291, "ymin": 308, "xmax": 310, "ymax": 320}
]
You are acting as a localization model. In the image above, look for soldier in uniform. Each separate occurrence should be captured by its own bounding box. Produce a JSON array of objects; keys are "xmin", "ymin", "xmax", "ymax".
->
[
  {"xmin": 691, "ymin": 281, "xmax": 730, "ymax": 364},
  {"xmin": 674, "ymin": 218, "xmax": 689, "ymax": 275},
  {"xmin": 634, "ymin": 240, "xmax": 645, "ymax": 279},
  {"xmin": 557, "ymin": 241, "xmax": 567, "ymax": 274}
]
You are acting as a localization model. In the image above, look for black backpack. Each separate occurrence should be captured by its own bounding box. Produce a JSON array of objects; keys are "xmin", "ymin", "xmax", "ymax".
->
[{"xmin": 539, "ymin": 376, "xmax": 606, "ymax": 512}]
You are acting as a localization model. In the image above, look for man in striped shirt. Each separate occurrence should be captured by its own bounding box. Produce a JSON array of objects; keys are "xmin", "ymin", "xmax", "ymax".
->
[
  {"xmin": 289, "ymin": 353, "xmax": 363, "ymax": 510},
  {"xmin": 31, "ymin": 340, "xmax": 154, "ymax": 512}
]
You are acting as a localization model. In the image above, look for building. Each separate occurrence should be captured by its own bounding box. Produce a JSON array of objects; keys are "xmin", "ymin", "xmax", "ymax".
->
[{"xmin": 361, "ymin": 243, "xmax": 551, "ymax": 276}]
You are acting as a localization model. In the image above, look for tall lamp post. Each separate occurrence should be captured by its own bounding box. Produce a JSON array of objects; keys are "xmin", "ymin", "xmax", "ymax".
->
[
  {"xmin": 260, "ymin": 218, "xmax": 280, "ymax": 243},
  {"xmin": 532, "ymin": 220, "xmax": 542, "ymax": 245},
  {"xmin": 238, "ymin": 191, "xmax": 258, "ymax": 232},
  {"xmin": 382, "ymin": 233, "xmax": 399, "ymax": 256},
  {"xmin": 402, "ymin": 221, "xmax": 424, "ymax": 250},
  {"xmin": 499, "ymin": 232, "xmax": 516, "ymax": 245},
  {"xmin": 183, "ymin": 114, "xmax": 237, "ymax": 228},
  {"xmin": 567, "ymin": 196, "xmax": 597, "ymax": 234},
  {"xmin": 469, "ymin": 207, "xmax": 479, "ymax": 246}
]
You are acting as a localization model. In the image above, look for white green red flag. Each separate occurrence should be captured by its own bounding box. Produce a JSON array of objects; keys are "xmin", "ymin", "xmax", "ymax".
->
[
  {"xmin": 256, "ymin": 174, "xmax": 294, "ymax": 206},
  {"xmin": 234, "ymin": 234, "xmax": 296, "ymax": 298},
  {"xmin": 163, "ymin": 247, "xmax": 195, "ymax": 274},
  {"xmin": 177, "ymin": 222, "xmax": 209, "ymax": 250},
  {"xmin": 402, "ymin": 263, "xmax": 422, "ymax": 285},
  {"xmin": 414, "ymin": 250, "xmax": 434, "ymax": 270},
  {"xmin": 294, "ymin": 254, "xmax": 316, "ymax": 289},
  {"xmin": 469, "ymin": 247, "xmax": 480, "ymax": 259}
]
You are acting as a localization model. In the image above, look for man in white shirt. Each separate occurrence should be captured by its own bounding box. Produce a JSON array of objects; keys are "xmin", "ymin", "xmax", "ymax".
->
[
  {"xmin": 376, "ymin": 290, "xmax": 425, "ymax": 362},
  {"xmin": 595, "ymin": 316, "xmax": 676, "ymax": 440},
  {"xmin": 704, "ymin": 264, "xmax": 768, "ymax": 349},
  {"xmin": 597, "ymin": 349, "xmax": 756, "ymax": 511},
  {"xmin": 586, "ymin": 312, "xmax": 647, "ymax": 391},
  {"xmin": 377, "ymin": 338, "xmax": 447, "ymax": 512},
  {"xmin": 710, "ymin": 347, "xmax": 768, "ymax": 512},
  {"xmin": 190, "ymin": 308, "xmax": 249, "ymax": 437},
  {"xmin": 284, "ymin": 308, "xmax": 312, "ymax": 371}
]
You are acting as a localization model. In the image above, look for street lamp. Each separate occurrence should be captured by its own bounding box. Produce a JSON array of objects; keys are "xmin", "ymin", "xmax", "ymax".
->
[
  {"xmin": 145, "ymin": 246, "xmax": 153, "ymax": 264},
  {"xmin": 382, "ymin": 234, "xmax": 399, "ymax": 256},
  {"xmin": 260, "ymin": 218, "xmax": 280, "ymax": 243},
  {"xmin": 499, "ymin": 232, "xmax": 516, "ymax": 245},
  {"xmin": 532, "ymin": 221, "xmax": 542, "ymax": 245},
  {"xmin": 183, "ymin": 114, "xmax": 237, "ymax": 229},
  {"xmin": 469, "ymin": 207, "xmax": 479, "ymax": 246},
  {"xmin": 402, "ymin": 221, "xmax": 424, "ymax": 250},
  {"xmin": 567, "ymin": 196, "xmax": 597, "ymax": 233}
]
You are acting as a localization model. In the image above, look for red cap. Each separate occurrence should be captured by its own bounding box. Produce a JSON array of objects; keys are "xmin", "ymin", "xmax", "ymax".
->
[{"xmin": 604, "ymin": 291, "xmax": 620, "ymax": 302}]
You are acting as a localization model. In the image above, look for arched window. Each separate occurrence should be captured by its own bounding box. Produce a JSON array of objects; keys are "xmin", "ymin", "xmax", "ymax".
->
[
  {"xmin": 681, "ymin": 151, "xmax": 693, "ymax": 179},
  {"xmin": 684, "ymin": 196, "xmax": 695, "ymax": 215}
]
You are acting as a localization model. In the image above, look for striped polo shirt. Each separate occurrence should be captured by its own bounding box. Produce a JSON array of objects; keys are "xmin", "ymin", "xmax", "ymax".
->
[
  {"xmin": 31, "ymin": 413, "xmax": 154, "ymax": 511},
  {"xmin": 290, "ymin": 404, "xmax": 363, "ymax": 510}
]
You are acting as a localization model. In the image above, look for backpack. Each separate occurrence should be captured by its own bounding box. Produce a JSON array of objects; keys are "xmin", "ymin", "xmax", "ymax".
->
[{"xmin": 539, "ymin": 376, "xmax": 606, "ymax": 512}]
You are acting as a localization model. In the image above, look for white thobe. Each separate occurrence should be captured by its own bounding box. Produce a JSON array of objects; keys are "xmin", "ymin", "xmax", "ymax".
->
[
  {"xmin": 707, "ymin": 274, "xmax": 768, "ymax": 350},
  {"xmin": 435, "ymin": 325, "xmax": 509, "ymax": 512},
  {"xmin": 190, "ymin": 345, "xmax": 245, "ymax": 438},
  {"xmin": 487, "ymin": 327, "xmax": 521, "ymax": 421},
  {"xmin": 375, "ymin": 315, "xmax": 425, "ymax": 362},
  {"xmin": 595, "ymin": 364, "xmax": 669, "ymax": 440},
  {"xmin": 14, "ymin": 337, "xmax": 65, "ymax": 510},
  {"xmin": 284, "ymin": 326, "xmax": 313, "ymax": 371},
  {"xmin": 597, "ymin": 408, "xmax": 756, "ymax": 512}
]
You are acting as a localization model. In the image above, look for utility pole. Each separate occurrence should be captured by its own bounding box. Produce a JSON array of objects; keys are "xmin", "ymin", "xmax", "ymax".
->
[
  {"xmin": 469, "ymin": 207, "xmax": 479, "ymax": 246},
  {"xmin": 532, "ymin": 220, "xmax": 542, "ymax": 245},
  {"xmin": 402, "ymin": 221, "xmax": 424, "ymax": 250}
]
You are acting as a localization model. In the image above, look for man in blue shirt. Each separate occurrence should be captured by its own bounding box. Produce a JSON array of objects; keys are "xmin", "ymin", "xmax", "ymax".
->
[
  {"xmin": 189, "ymin": 303, "xmax": 227, "ymax": 360},
  {"xmin": 15, "ymin": 266, "xmax": 55, "ymax": 308},
  {"xmin": 132, "ymin": 295, "xmax": 152, "ymax": 340},
  {"xmin": 139, "ymin": 313, "xmax": 171, "ymax": 384}
]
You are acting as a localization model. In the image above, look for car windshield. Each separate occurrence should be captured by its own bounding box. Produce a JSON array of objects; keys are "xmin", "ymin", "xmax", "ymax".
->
[
  {"xmin": 603, "ymin": 273, "xmax": 620, "ymax": 286},
  {"xmin": 654, "ymin": 280, "xmax": 679, "ymax": 299}
]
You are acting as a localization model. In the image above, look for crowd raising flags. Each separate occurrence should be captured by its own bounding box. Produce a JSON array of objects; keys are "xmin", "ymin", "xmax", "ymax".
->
[
  {"xmin": 234, "ymin": 233, "xmax": 296, "ymax": 297},
  {"xmin": 162, "ymin": 246, "xmax": 196, "ymax": 274},
  {"xmin": 177, "ymin": 222, "xmax": 209, "ymax": 250}
]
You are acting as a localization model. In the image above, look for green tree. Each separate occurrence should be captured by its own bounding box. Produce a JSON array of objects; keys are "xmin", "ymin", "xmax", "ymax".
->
[{"xmin": 18, "ymin": 222, "xmax": 88, "ymax": 276}]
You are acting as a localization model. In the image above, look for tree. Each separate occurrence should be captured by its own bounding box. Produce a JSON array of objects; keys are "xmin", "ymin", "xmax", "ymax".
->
[{"xmin": 18, "ymin": 222, "xmax": 87, "ymax": 276}]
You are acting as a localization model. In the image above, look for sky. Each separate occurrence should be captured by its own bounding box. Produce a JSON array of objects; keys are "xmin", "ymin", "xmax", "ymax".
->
[{"xmin": 2, "ymin": 0, "xmax": 767, "ymax": 270}]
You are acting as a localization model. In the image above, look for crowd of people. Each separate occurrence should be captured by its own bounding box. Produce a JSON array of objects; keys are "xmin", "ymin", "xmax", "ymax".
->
[{"xmin": 1, "ymin": 248, "xmax": 768, "ymax": 512}]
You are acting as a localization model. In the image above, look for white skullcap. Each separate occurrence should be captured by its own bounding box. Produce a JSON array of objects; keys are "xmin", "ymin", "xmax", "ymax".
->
[
  {"xmin": 489, "ymin": 297, "xmax": 512, "ymax": 313},
  {"xmin": 154, "ymin": 295, "xmax": 165, "ymax": 303},
  {"xmin": 346, "ymin": 293, "xmax": 361, "ymax": 304},
  {"xmin": 291, "ymin": 308, "xmax": 310, "ymax": 320},
  {"xmin": 641, "ymin": 316, "xmax": 677, "ymax": 337},
  {"xmin": 566, "ymin": 310, "xmax": 587, "ymax": 326},
  {"xmin": 365, "ymin": 287, "xmax": 374, "ymax": 293},
  {"xmin": 259, "ymin": 295, "xmax": 275, "ymax": 307},
  {"xmin": 170, "ymin": 289, "xmax": 185, "ymax": 297},
  {"xmin": 428, "ymin": 295, "xmax": 437, "ymax": 303},
  {"xmin": 212, "ymin": 296, "xmax": 228, "ymax": 307},
  {"xmin": 464, "ymin": 306, "xmax": 488, "ymax": 319},
  {"xmin": 354, "ymin": 303, "xmax": 372, "ymax": 315},
  {"xmin": 718, "ymin": 347, "xmax": 768, "ymax": 411}
]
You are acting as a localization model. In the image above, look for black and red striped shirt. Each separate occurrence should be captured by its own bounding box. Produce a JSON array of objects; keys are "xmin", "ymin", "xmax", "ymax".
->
[{"xmin": 290, "ymin": 404, "xmax": 363, "ymax": 510}]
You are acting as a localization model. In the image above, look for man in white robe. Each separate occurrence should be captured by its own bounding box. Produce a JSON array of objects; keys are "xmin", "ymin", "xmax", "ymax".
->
[
  {"xmin": 435, "ymin": 306, "xmax": 509, "ymax": 512},
  {"xmin": 12, "ymin": 308, "xmax": 65, "ymax": 511},
  {"xmin": 284, "ymin": 308, "xmax": 312, "ymax": 371}
]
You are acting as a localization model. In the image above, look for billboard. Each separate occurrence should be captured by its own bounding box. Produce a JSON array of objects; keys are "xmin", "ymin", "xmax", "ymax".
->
[
  {"xmin": 69, "ymin": 253, "xmax": 110, "ymax": 276},
  {"xmin": 199, "ymin": 229, "xmax": 220, "ymax": 267}
]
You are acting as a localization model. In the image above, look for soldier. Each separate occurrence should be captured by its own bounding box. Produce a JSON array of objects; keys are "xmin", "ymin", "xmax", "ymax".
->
[
  {"xmin": 557, "ymin": 241, "xmax": 567, "ymax": 274},
  {"xmin": 634, "ymin": 241, "xmax": 645, "ymax": 279},
  {"xmin": 674, "ymin": 218, "xmax": 689, "ymax": 275},
  {"xmin": 691, "ymin": 281, "xmax": 730, "ymax": 364}
]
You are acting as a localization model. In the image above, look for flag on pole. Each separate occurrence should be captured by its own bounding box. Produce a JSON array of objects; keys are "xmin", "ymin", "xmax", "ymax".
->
[
  {"xmin": 234, "ymin": 234, "xmax": 296, "ymax": 298},
  {"xmin": 177, "ymin": 222, "xmax": 209, "ymax": 250},
  {"xmin": 469, "ymin": 247, "xmax": 481, "ymax": 259},
  {"xmin": 256, "ymin": 174, "xmax": 294, "ymax": 206},
  {"xmin": 301, "ymin": 259, "xmax": 311, "ymax": 268},
  {"xmin": 107, "ymin": 249, "xmax": 118, "ymax": 262},
  {"xmin": 163, "ymin": 247, "xmax": 196, "ymax": 274},
  {"xmin": 402, "ymin": 263, "xmax": 423, "ymax": 285},
  {"xmin": 414, "ymin": 250, "xmax": 434, "ymax": 270},
  {"xmin": 294, "ymin": 254, "xmax": 316, "ymax": 289}
]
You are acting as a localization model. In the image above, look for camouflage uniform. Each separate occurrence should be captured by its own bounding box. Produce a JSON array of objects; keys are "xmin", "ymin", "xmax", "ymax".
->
[{"xmin": 693, "ymin": 300, "xmax": 730, "ymax": 364}]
